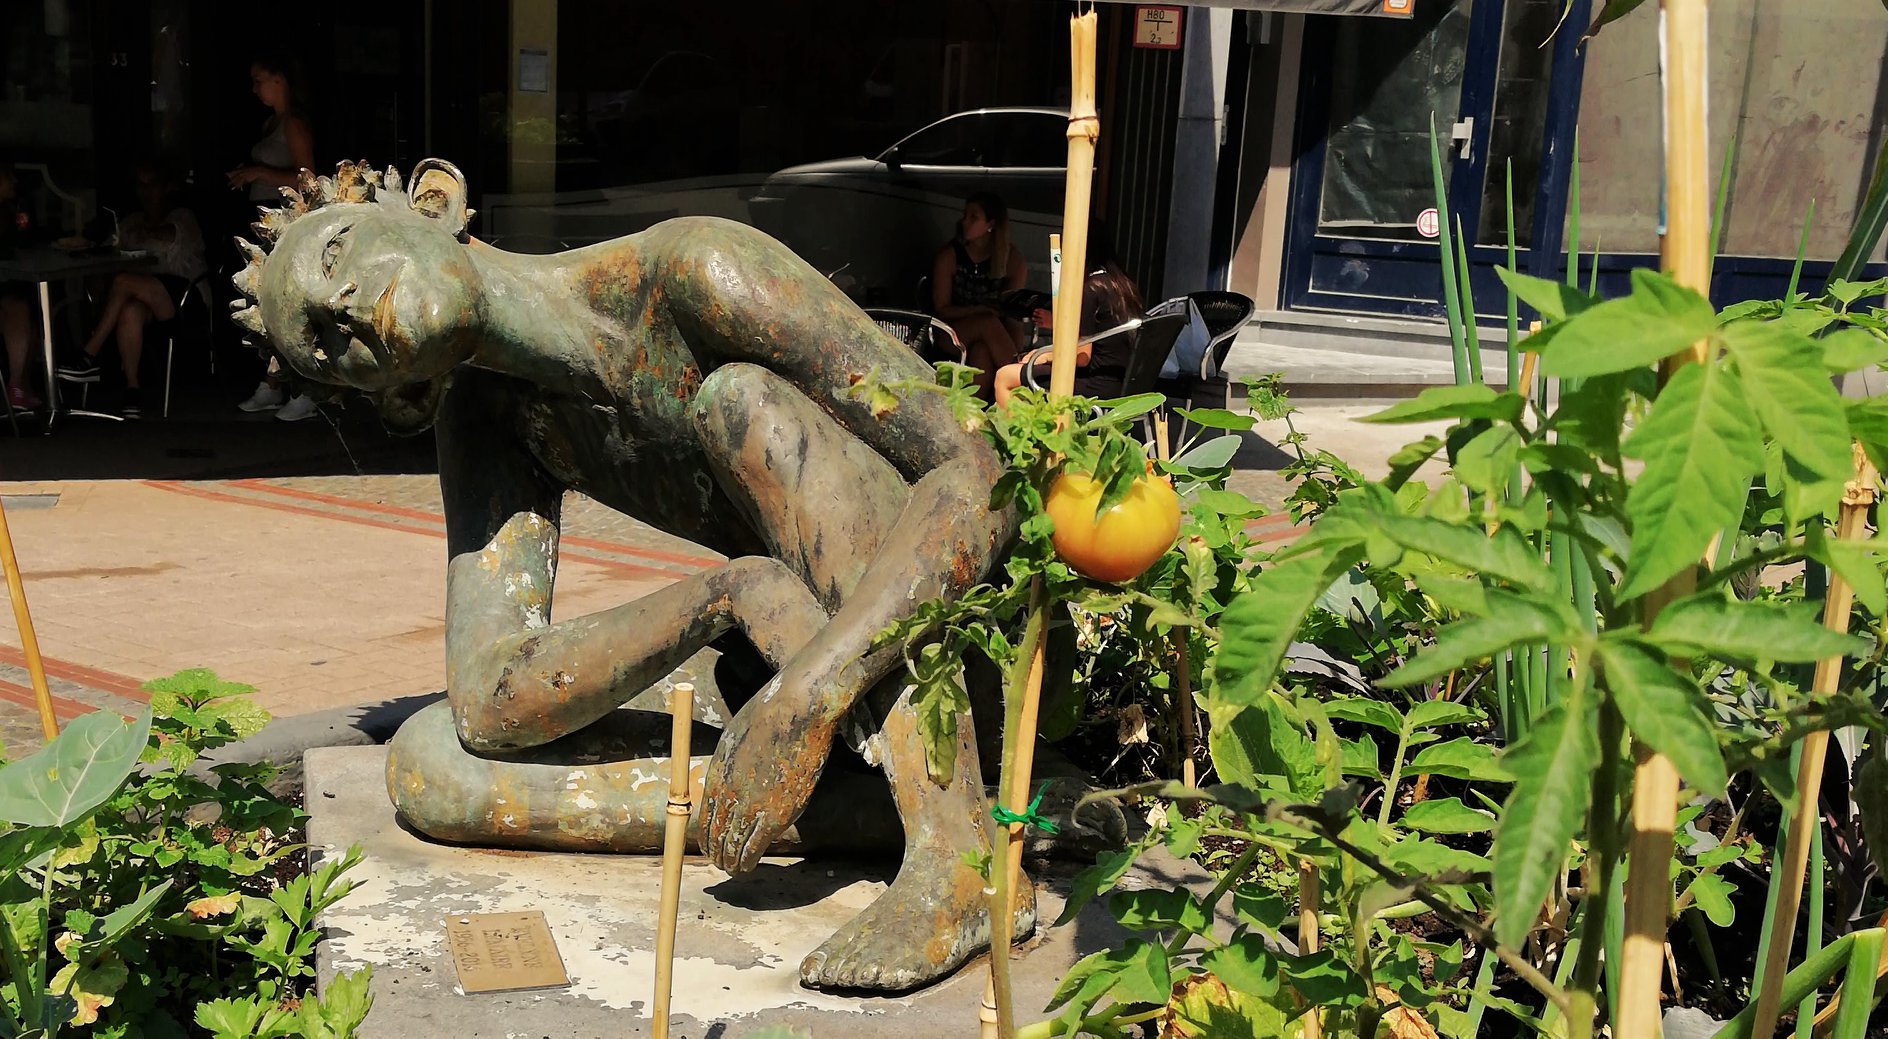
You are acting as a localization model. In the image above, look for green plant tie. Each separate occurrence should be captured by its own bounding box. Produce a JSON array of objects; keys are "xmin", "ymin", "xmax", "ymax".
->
[{"xmin": 990, "ymin": 782, "xmax": 1059, "ymax": 834}]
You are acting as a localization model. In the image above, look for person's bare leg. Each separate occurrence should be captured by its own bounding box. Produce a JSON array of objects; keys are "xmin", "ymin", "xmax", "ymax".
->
[
  {"xmin": 1, "ymin": 297, "xmax": 32, "ymax": 389},
  {"xmin": 993, "ymin": 361, "xmax": 1024, "ymax": 407},
  {"xmin": 82, "ymin": 273, "xmax": 135, "ymax": 356},
  {"xmin": 115, "ymin": 300, "xmax": 148, "ymax": 388}
]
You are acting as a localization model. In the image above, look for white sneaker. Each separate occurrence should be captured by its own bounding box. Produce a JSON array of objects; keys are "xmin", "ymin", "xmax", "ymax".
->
[
  {"xmin": 238, "ymin": 382, "xmax": 285, "ymax": 412},
  {"xmin": 275, "ymin": 394, "xmax": 319, "ymax": 422}
]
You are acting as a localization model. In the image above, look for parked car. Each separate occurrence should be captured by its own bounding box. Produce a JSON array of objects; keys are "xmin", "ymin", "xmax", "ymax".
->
[{"xmin": 748, "ymin": 107, "xmax": 1068, "ymax": 306}]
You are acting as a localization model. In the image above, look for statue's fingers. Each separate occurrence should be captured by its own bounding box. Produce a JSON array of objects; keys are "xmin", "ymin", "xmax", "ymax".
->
[{"xmin": 733, "ymin": 811, "xmax": 770, "ymax": 873}]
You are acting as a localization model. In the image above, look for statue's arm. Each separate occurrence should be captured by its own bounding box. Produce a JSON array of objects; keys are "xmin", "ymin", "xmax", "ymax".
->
[{"xmin": 436, "ymin": 381, "xmax": 570, "ymax": 750}]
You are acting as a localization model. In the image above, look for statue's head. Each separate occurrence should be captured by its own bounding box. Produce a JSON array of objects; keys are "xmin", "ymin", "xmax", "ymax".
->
[{"xmin": 231, "ymin": 159, "xmax": 481, "ymax": 431}]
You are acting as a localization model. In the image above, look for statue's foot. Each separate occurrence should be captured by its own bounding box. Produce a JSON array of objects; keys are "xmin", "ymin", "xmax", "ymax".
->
[{"xmin": 799, "ymin": 848, "xmax": 1037, "ymax": 992}]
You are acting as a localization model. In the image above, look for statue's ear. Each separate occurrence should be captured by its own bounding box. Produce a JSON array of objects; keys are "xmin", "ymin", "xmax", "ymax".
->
[{"xmin": 407, "ymin": 158, "xmax": 472, "ymax": 241}]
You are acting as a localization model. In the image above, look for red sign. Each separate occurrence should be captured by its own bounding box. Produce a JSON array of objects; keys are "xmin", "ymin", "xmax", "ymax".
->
[{"xmin": 1133, "ymin": 6, "xmax": 1184, "ymax": 50}]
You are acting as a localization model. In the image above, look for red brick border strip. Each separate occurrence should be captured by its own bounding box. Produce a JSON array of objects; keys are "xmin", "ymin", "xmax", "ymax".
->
[
  {"xmin": 231, "ymin": 480, "xmax": 723, "ymax": 569},
  {"xmin": 0, "ymin": 645, "xmax": 149, "ymax": 702},
  {"xmin": 142, "ymin": 481, "xmax": 691, "ymax": 582}
]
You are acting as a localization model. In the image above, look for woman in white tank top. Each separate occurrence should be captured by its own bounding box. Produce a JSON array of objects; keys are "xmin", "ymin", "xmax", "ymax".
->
[{"xmin": 228, "ymin": 53, "xmax": 319, "ymax": 419}]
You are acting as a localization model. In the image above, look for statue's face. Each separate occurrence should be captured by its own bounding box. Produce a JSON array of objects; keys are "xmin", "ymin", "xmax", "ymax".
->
[{"xmin": 257, "ymin": 201, "xmax": 481, "ymax": 392}]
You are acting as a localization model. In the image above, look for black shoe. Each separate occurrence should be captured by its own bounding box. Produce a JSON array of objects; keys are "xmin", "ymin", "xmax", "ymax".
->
[
  {"xmin": 119, "ymin": 389, "xmax": 141, "ymax": 420},
  {"xmin": 56, "ymin": 351, "xmax": 101, "ymax": 382}
]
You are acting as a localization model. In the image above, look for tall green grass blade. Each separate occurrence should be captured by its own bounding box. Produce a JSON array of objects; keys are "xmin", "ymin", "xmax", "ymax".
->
[
  {"xmin": 1566, "ymin": 134, "xmax": 1582, "ymax": 289},
  {"xmin": 1714, "ymin": 931, "xmax": 1883, "ymax": 1039},
  {"xmin": 1588, "ymin": 245, "xmax": 1602, "ymax": 297},
  {"xmin": 1506, "ymin": 159, "xmax": 1520, "ymax": 386},
  {"xmin": 1494, "ymin": 652, "xmax": 1514, "ymax": 741},
  {"xmin": 1604, "ymin": 862, "xmax": 1625, "ymax": 1030},
  {"xmin": 1798, "ymin": 821, "xmax": 1826, "ymax": 1038},
  {"xmin": 1752, "ymin": 743, "xmax": 1801, "ymax": 1004},
  {"xmin": 1431, "ymin": 117, "xmax": 1470, "ymax": 384},
  {"xmin": 1708, "ymin": 133, "xmax": 1737, "ymax": 283},
  {"xmin": 1456, "ymin": 216, "xmax": 1484, "ymax": 385},
  {"xmin": 1460, "ymin": 945, "xmax": 1499, "ymax": 1037},
  {"xmin": 1786, "ymin": 199, "xmax": 1816, "ymax": 303},
  {"xmin": 1829, "ymin": 929, "xmax": 1884, "ymax": 1039},
  {"xmin": 1830, "ymin": 135, "xmax": 1888, "ymax": 284}
]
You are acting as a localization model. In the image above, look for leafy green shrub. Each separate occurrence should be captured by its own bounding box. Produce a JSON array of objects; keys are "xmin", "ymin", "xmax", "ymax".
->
[{"xmin": 0, "ymin": 670, "xmax": 371, "ymax": 1038}]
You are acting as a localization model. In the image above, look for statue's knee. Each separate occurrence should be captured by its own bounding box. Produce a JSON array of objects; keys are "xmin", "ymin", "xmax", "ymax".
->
[
  {"xmin": 386, "ymin": 701, "xmax": 494, "ymax": 840},
  {"xmin": 691, "ymin": 363, "xmax": 787, "ymax": 445}
]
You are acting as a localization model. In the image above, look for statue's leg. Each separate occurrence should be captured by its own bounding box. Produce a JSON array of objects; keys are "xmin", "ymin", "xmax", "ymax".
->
[
  {"xmin": 689, "ymin": 363, "xmax": 1029, "ymax": 991},
  {"xmin": 386, "ymin": 700, "xmax": 903, "ymax": 855},
  {"xmin": 800, "ymin": 671, "xmax": 1036, "ymax": 991}
]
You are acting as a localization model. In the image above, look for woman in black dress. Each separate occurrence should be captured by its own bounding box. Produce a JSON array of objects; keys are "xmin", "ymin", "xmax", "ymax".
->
[{"xmin": 930, "ymin": 192, "xmax": 1027, "ymax": 400}]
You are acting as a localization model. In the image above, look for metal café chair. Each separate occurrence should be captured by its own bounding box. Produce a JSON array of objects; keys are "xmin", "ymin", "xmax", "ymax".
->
[
  {"xmin": 1150, "ymin": 290, "xmax": 1256, "ymax": 443},
  {"xmin": 58, "ymin": 273, "xmax": 215, "ymax": 419},
  {"xmin": 862, "ymin": 308, "xmax": 968, "ymax": 365},
  {"xmin": 1022, "ymin": 312, "xmax": 1188, "ymax": 447}
]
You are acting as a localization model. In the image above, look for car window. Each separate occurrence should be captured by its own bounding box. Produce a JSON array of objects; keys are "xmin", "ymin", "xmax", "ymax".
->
[
  {"xmin": 986, "ymin": 113, "xmax": 1067, "ymax": 169},
  {"xmin": 891, "ymin": 115, "xmax": 985, "ymax": 167}
]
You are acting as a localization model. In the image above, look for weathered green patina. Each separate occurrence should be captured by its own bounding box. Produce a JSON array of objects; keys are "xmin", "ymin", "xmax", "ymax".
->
[{"xmin": 234, "ymin": 160, "xmax": 1031, "ymax": 991}]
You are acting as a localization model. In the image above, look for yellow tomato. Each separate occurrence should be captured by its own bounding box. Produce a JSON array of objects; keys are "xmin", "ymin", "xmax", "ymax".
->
[{"xmin": 1044, "ymin": 469, "xmax": 1182, "ymax": 583}]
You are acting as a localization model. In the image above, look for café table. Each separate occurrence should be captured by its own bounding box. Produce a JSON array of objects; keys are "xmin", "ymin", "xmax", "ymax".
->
[{"xmin": 0, "ymin": 246, "xmax": 157, "ymax": 430}]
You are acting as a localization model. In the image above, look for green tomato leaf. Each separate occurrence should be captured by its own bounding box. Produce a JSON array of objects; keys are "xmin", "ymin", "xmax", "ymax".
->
[
  {"xmin": 1210, "ymin": 544, "xmax": 1364, "ymax": 717},
  {"xmin": 1807, "ymin": 527, "xmax": 1887, "ymax": 617},
  {"xmin": 1372, "ymin": 515, "xmax": 1555, "ymax": 592},
  {"xmin": 1496, "ymin": 266, "xmax": 1598, "ymax": 322},
  {"xmin": 1849, "ymin": 397, "xmax": 1888, "ymax": 473},
  {"xmin": 1382, "ymin": 591, "xmax": 1580, "ymax": 688},
  {"xmin": 1210, "ymin": 695, "xmax": 1320, "ymax": 800},
  {"xmin": 1401, "ymin": 797, "xmax": 1496, "ymax": 835},
  {"xmin": 1453, "ymin": 425, "xmax": 1523, "ymax": 498},
  {"xmin": 1199, "ymin": 933, "xmax": 1282, "ymax": 998},
  {"xmin": 1538, "ymin": 268, "xmax": 1718, "ymax": 378},
  {"xmin": 1055, "ymin": 848, "xmax": 1138, "ymax": 927},
  {"xmin": 0, "ymin": 708, "xmax": 153, "ymax": 828},
  {"xmin": 1597, "ymin": 641, "xmax": 1728, "ymax": 796},
  {"xmin": 1323, "ymin": 696, "xmax": 1404, "ymax": 734},
  {"xmin": 1683, "ymin": 873, "xmax": 1736, "ymax": 928},
  {"xmin": 1644, "ymin": 594, "xmax": 1868, "ymax": 664},
  {"xmin": 1172, "ymin": 434, "xmax": 1242, "ymax": 472},
  {"xmin": 1174, "ymin": 406, "xmax": 1258, "ymax": 432},
  {"xmin": 1492, "ymin": 681, "xmax": 1600, "ymax": 948},
  {"xmin": 1406, "ymin": 700, "xmax": 1485, "ymax": 730},
  {"xmin": 1109, "ymin": 888, "xmax": 1209, "ymax": 934},
  {"xmin": 1341, "ymin": 735, "xmax": 1383, "ymax": 780},
  {"xmin": 1820, "ymin": 327, "xmax": 1888, "ymax": 373},
  {"xmin": 1360, "ymin": 384, "xmax": 1524, "ymax": 425},
  {"xmin": 1192, "ymin": 487, "xmax": 1267, "ymax": 520},
  {"xmin": 1618, "ymin": 362, "xmax": 1764, "ymax": 601},
  {"xmin": 1717, "ymin": 319, "xmax": 1854, "ymax": 517},
  {"xmin": 1408, "ymin": 737, "xmax": 1515, "ymax": 784}
]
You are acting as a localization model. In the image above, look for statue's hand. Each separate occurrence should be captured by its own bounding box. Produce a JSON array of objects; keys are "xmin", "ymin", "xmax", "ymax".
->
[{"xmin": 699, "ymin": 677, "xmax": 836, "ymax": 873}]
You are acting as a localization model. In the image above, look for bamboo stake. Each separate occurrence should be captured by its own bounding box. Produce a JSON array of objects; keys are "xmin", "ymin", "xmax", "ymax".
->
[
  {"xmin": 1749, "ymin": 447, "xmax": 1879, "ymax": 1039},
  {"xmin": 1617, "ymin": 3, "xmax": 1714, "ymax": 1035},
  {"xmin": 981, "ymin": 15, "xmax": 1099, "ymax": 1038},
  {"xmin": 652, "ymin": 682, "xmax": 695, "ymax": 1039},
  {"xmin": 0, "ymin": 495, "xmax": 57, "ymax": 741},
  {"xmin": 1151, "ymin": 411, "xmax": 1199, "ymax": 787},
  {"xmin": 1298, "ymin": 861, "xmax": 1322, "ymax": 1039}
]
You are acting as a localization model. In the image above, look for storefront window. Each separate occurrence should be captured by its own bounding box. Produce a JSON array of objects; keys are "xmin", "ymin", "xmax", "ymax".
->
[
  {"xmin": 468, "ymin": 0, "xmax": 1078, "ymax": 306},
  {"xmin": 1574, "ymin": 0, "xmax": 1888, "ymax": 261}
]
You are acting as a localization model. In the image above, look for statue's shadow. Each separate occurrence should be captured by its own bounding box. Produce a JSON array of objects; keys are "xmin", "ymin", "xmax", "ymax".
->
[{"xmin": 702, "ymin": 858, "xmax": 885, "ymax": 912}]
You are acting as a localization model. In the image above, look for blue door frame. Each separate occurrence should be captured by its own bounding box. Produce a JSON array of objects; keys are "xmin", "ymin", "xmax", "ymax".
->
[{"xmin": 1280, "ymin": 0, "xmax": 1882, "ymax": 322}]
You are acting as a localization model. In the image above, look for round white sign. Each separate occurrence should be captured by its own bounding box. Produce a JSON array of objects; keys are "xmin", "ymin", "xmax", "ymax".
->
[{"xmin": 1416, "ymin": 208, "xmax": 1440, "ymax": 239}]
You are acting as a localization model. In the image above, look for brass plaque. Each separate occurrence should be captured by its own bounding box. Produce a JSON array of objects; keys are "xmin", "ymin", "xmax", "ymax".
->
[{"xmin": 444, "ymin": 911, "xmax": 571, "ymax": 994}]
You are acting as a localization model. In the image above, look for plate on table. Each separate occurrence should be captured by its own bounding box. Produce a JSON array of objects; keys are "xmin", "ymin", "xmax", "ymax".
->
[{"xmin": 52, "ymin": 236, "xmax": 92, "ymax": 252}]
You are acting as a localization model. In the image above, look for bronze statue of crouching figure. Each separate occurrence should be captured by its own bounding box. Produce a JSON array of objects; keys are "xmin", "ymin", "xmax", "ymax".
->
[{"xmin": 232, "ymin": 160, "xmax": 1031, "ymax": 991}]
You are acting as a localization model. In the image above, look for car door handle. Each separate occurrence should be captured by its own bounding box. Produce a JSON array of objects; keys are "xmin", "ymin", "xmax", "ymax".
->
[{"xmin": 1450, "ymin": 116, "xmax": 1475, "ymax": 160}]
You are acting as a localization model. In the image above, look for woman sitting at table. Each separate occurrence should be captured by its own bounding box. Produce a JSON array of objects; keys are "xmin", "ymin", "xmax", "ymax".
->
[
  {"xmin": 57, "ymin": 161, "xmax": 206, "ymax": 419},
  {"xmin": 992, "ymin": 232, "xmax": 1142, "ymax": 408},
  {"xmin": 931, "ymin": 192, "xmax": 1028, "ymax": 400}
]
